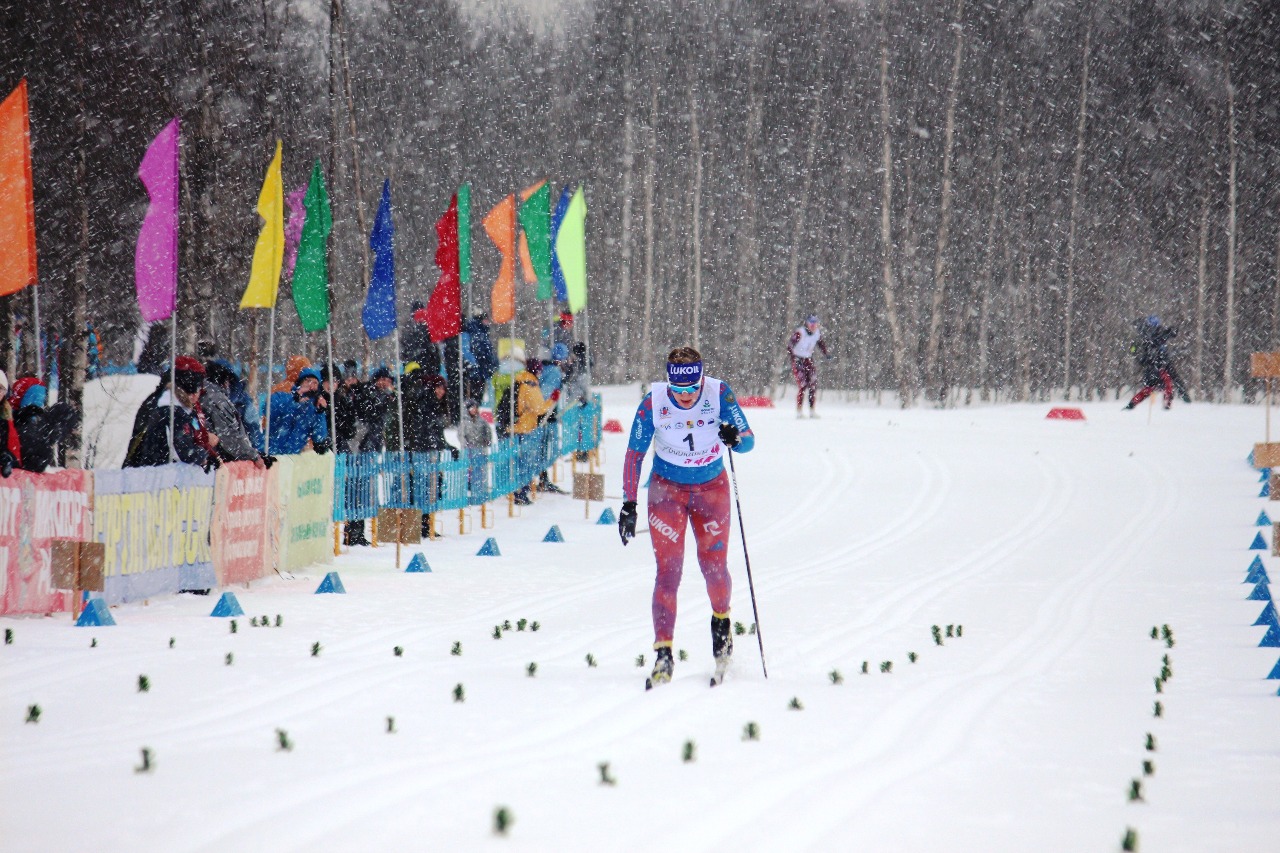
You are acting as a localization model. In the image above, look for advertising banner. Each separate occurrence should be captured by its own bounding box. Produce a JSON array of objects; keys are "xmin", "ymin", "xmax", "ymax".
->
[
  {"xmin": 212, "ymin": 461, "xmax": 275, "ymax": 586},
  {"xmin": 93, "ymin": 464, "xmax": 215, "ymax": 604},
  {"xmin": 0, "ymin": 469, "xmax": 93, "ymax": 615},
  {"xmin": 275, "ymin": 453, "xmax": 334, "ymax": 573}
]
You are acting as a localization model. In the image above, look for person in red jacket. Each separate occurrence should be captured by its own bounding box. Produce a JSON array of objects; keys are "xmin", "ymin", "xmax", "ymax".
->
[{"xmin": 787, "ymin": 315, "xmax": 831, "ymax": 418}]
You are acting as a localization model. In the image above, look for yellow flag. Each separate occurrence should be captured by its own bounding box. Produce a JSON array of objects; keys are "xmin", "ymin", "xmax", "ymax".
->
[{"xmin": 240, "ymin": 140, "xmax": 284, "ymax": 308}]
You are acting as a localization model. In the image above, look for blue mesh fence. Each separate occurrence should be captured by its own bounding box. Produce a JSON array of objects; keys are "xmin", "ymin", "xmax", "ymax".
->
[{"xmin": 332, "ymin": 399, "xmax": 603, "ymax": 522}]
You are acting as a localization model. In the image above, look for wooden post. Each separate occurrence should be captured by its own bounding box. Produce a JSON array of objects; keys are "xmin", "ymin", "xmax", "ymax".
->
[{"xmin": 333, "ymin": 522, "xmax": 341, "ymax": 557}]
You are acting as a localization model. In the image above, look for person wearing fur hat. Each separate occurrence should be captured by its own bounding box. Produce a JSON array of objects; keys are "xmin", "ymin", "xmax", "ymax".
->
[
  {"xmin": 123, "ymin": 356, "xmax": 216, "ymax": 468},
  {"xmin": 268, "ymin": 366, "xmax": 330, "ymax": 455}
]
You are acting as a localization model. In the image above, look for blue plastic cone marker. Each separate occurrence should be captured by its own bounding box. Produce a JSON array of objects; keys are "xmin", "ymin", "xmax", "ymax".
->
[
  {"xmin": 1263, "ymin": 469, "xmax": 1273, "ymax": 482},
  {"xmin": 314, "ymin": 571, "xmax": 346, "ymax": 594},
  {"xmin": 597, "ymin": 508, "xmax": 617, "ymax": 525},
  {"xmin": 1262, "ymin": 482, "xmax": 1271, "ymax": 498},
  {"xmin": 1247, "ymin": 565, "xmax": 1272, "ymax": 585},
  {"xmin": 74, "ymin": 598, "xmax": 116, "ymax": 627},
  {"xmin": 406, "ymin": 553, "xmax": 431, "ymax": 573},
  {"xmin": 477, "ymin": 537, "xmax": 501, "ymax": 556},
  {"xmin": 210, "ymin": 591, "xmax": 245, "ymax": 617},
  {"xmin": 1251, "ymin": 532, "xmax": 1268, "ymax": 550},
  {"xmin": 1267, "ymin": 658, "xmax": 1280, "ymax": 680},
  {"xmin": 1254, "ymin": 603, "xmax": 1279, "ymax": 627},
  {"xmin": 1247, "ymin": 582, "xmax": 1272, "ymax": 601},
  {"xmin": 1259, "ymin": 510, "xmax": 1273, "ymax": 526},
  {"xmin": 543, "ymin": 525, "xmax": 565, "ymax": 543},
  {"xmin": 1260, "ymin": 623, "xmax": 1280, "ymax": 648},
  {"xmin": 1249, "ymin": 555, "xmax": 1265, "ymax": 574}
]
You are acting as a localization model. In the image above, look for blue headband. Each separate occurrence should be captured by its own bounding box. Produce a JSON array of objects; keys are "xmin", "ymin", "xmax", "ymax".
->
[{"xmin": 667, "ymin": 361, "xmax": 703, "ymax": 388}]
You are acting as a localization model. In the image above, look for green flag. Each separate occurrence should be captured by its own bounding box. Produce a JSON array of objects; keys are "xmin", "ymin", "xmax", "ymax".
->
[
  {"xmin": 518, "ymin": 181, "xmax": 552, "ymax": 300},
  {"xmin": 292, "ymin": 160, "xmax": 332, "ymax": 332},
  {"xmin": 458, "ymin": 182, "xmax": 471, "ymax": 286},
  {"xmin": 555, "ymin": 185, "xmax": 587, "ymax": 314}
]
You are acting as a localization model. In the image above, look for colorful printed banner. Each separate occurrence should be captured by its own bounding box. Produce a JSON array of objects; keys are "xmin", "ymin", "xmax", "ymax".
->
[
  {"xmin": 135, "ymin": 118, "xmax": 180, "ymax": 322},
  {"xmin": 274, "ymin": 453, "xmax": 334, "ymax": 573},
  {"xmin": 93, "ymin": 464, "xmax": 215, "ymax": 604},
  {"xmin": 0, "ymin": 469, "xmax": 93, "ymax": 615},
  {"xmin": 211, "ymin": 461, "xmax": 276, "ymax": 586}
]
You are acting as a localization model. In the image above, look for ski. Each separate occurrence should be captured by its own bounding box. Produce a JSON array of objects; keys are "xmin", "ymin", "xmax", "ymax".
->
[{"xmin": 710, "ymin": 658, "xmax": 729, "ymax": 687}]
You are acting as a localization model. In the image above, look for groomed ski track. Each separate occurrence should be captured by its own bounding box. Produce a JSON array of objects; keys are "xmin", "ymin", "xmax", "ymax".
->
[{"xmin": 3, "ymin": 387, "xmax": 1278, "ymax": 851}]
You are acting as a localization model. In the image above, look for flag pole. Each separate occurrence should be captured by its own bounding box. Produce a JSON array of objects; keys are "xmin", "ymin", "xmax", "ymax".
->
[
  {"xmin": 326, "ymin": 326, "xmax": 337, "ymax": 447},
  {"xmin": 167, "ymin": 316, "xmax": 177, "ymax": 464},
  {"xmin": 394, "ymin": 324, "xmax": 405, "ymax": 568},
  {"xmin": 264, "ymin": 302, "xmax": 276, "ymax": 455},
  {"xmin": 31, "ymin": 285, "xmax": 43, "ymax": 381}
]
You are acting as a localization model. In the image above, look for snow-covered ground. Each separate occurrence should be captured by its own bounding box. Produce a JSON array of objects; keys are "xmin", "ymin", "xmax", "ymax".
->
[{"xmin": 3, "ymin": 388, "xmax": 1279, "ymax": 852}]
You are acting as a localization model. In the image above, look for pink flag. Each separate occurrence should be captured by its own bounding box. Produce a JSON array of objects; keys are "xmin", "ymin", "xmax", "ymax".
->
[
  {"xmin": 135, "ymin": 119, "xmax": 179, "ymax": 322},
  {"xmin": 283, "ymin": 181, "xmax": 307, "ymax": 283}
]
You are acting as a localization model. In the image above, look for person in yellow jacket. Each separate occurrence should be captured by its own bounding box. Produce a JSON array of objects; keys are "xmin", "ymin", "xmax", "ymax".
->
[{"xmin": 510, "ymin": 359, "xmax": 555, "ymax": 505}]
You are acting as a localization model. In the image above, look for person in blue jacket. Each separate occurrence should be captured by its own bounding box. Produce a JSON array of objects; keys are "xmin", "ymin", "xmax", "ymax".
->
[
  {"xmin": 618, "ymin": 345, "xmax": 755, "ymax": 688},
  {"xmin": 268, "ymin": 366, "xmax": 330, "ymax": 455}
]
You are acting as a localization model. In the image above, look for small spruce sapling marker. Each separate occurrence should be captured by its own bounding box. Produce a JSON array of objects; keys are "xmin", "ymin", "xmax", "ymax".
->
[
  {"xmin": 230, "ymin": 619, "xmax": 237, "ymax": 634},
  {"xmin": 1122, "ymin": 828, "xmax": 1138, "ymax": 852},
  {"xmin": 311, "ymin": 642, "xmax": 321, "ymax": 657},
  {"xmin": 25, "ymin": 704, "xmax": 40, "ymax": 723},
  {"xmin": 635, "ymin": 654, "xmax": 645, "ymax": 668},
  {"xmin": 742, "ymin": 721, "xmax": 760, "ymax": 741},
  {"xmin": 946, "ymin": 625, "xmax": 954, "ymax": 638},
  {"xmin": 678, "ymin": 649, "xmax": 688, "ymax": 661},
  {"xmin": 260, "ymin": 615, "xmax": 268, "ymax": 626},
  {"xmin": 1128, "ymin": 779, "xmax": 1143, "ymax": 802},
  {"xmin": 453, "ymin": 683, "xmax": 465, "ymax": 703},
  {"xmin": 880, "ymin": 660, "xmax": 893, "ymax": 673},
  {"xmin": 526, "ymin": 662, "xmax": 537, "ymax": 677},
  {"xmin": 829, "ymin": 669, "xmax": 843, "ymax": 685},
  {"xmin": 4, "ymin": 627, "xmax": 12, "ymax": 644},
  {"xmin": 598, "ymin": 761, "xmax": 617, "ymax": 786},
  {"xmin": 1145, "ymin": 733, "xmax": 1157, "ymax": 751},
  {"xmin": 275, "ymin": 614, "xmax": 283, "ymax": 627},
  {"xmin": 137, "ymin": 675, "xmax": 150, "ymax": 693},
  {"xmin": 250, "ymin": 617, "xmax": 259, "ymax": 628},
  {"xmin": 749, "ymin": 623, "xmax": 757, "ymax": 635},
  {"xmin": 386, "ymin": 716, "xmax": 396, "ymax": 734},
  {"xmin": 493, "ymin": 806, "xmax": 513, "ymax": 836},
  {"xmin": 225, "ymin": 653, "xmax": 234, "ymax": 666},
  {"xmin": 956, "ymin": 625, "xmax": 963, "ymax": 637},
  {"xmin": 276, "ymin": 728, "xmax": 293, "ymax": 752},
  {"xmin": 788, "ymin": 696, "xmax": 804, "ymax": 710},
  {"xmin": 682, "ymin": 740, "xmax": 696, "ymax": 763},
  {"xmin": 90, "ymin": 638, "xmax": 97, "ymax": 648},
  {"xmin": 530, "ymin": 621, "xmax": 540, "ymax": 632},
  {"xmin": 734, "ymin": 621, "xmax": 745, "ymax": 636},
  {"xmin": 168, "ymin": 637, "xmax": 175, "ymax": 649},
  {"xmin": 1150, "ymin": 626, "xmax": 1159, "ymax": 640},
  {"xmin": 932, "ymin": 625, "xmax": 943, "ymax": 646},
  {"xmin": 1153, "ymin": 701, "xmax": 1163, "ymax": 718},
  {"xmin": 135, "ymin": 747, "xmax": 154, "ymax": 773},
  {"xmin": 502, "ymin": 619, "xmax": 512, "ymax": 631},
  {"xmin": 861, "ymin": 661, "xmax": 869, "ymax": 674},
  {"xmin": 585, "ymin": 653, "xmax": 597, "ymax": 668},
  {"xmin": 394, "ymin": 646, "xmax": 403, "ymax": 657},
  {"xmin": 492, "ymin": 625, "xmax": 502, "ymax": 640},
  {"xmin": 908, "ymin": 652, "xmax": 918, "ymax": 663},
  {"xmin": 451, "ymin": 641, "xmax": 462, "ymax": 656},
  {"xmin": 1142, "ymin": 759, "xmax": 1154, "ymax": 776},
  {"xmin": 517, "ymin": 618, "xmax": 528, "ymax": 631},
  {"xmin": 1154, "ymin": 677, "xmax": 1163, "ymax": 694}
]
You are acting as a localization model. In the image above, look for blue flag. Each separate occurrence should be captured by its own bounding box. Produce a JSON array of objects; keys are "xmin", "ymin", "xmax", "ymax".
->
[
  {"xmin": 550, "ymin": 185, "xmax": 571, "ymax": 303},
  {"xmin": 362, "ymin": 179, "xmax": 396, "ymax": 340}
]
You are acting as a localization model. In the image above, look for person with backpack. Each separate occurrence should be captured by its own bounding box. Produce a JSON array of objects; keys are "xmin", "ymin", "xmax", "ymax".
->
[
  {"xmin": 617, "ymin": 346, "xmax": 756, "ymax": 689},
  {"xmin": 506, "ymin": 359, "xmax": 555, "ymax": 505}
]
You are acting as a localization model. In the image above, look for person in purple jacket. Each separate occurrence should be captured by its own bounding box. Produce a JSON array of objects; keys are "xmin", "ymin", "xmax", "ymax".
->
[{"xmin": 618, "ymin": 346, "xmax": 755, "ymax": 688}]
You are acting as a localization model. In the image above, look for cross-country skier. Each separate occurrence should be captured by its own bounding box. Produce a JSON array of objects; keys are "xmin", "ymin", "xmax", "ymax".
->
[
  {"xmin": 618, "ymin": 346, "xmax": 755, "ymax": 688},
  {"xmin": 787, "ymin": 314, "xmax": 830, "ymax": 418},
  {"xmin": 1123, "ymin": 316, "xmax": 1190, "ymax": 410}
]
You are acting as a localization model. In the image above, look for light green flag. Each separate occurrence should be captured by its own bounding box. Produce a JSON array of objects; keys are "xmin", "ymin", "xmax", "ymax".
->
[
  {"xmin": 458, "ymin": 182, "xmax": 471, "ymax": 286},
  {"xmin": 518, "ymin": 181, "xmax": 553, "ymax": 300},
  {"xmin": 292, "ymin": 160, "xmax": 332, "ymax": 332},
  {"xmin": 555, "ymin": 185, "xmax": 587, "ymax": 314}
]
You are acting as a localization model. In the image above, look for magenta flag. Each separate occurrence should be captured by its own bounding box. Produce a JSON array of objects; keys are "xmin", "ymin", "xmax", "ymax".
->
[
  {"xmin": 283, "ymin": 181, "xmax": 307, "ymax": 284},
  {"xmin": 135, "ymin": 118, "xmax": 180, "ymax": 322}
]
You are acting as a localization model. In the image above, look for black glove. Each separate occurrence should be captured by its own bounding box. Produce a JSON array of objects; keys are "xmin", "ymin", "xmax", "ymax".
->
[
  {"xmin": 718, "ymin": 421, "xmax": 740, "ymax": 449},
  {"xmin": 313, "ymin": 440, "xmax": 331, "ymax": 455},
  {"xmin": 0, "ymin": 452, "xmax": 12, "ymax": 478},
  {"xmin": 203, "ymin": 454, "xmax": 221, "ymax": 473},
  {"xmin": 261, "ymin": 455, "xmax": 276, "ymax": 469},
  {"xmin": 618, "ymin": 501, "xmax": 637, "ymax": 546}
]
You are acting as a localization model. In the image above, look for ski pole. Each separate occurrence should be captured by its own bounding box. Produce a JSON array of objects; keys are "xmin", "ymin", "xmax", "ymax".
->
[{"xmin": 726, "ymin": 446, "xmax": 767, "ymax": 678}]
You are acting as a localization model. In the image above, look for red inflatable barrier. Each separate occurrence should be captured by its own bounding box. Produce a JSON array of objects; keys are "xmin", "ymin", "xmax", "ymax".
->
[
  {"xmin": 738, "ymin": 396, "xmax": 775, "ymax": 408},
  {"xmin": 603, "ymin": 419, "xmax": 624, "ymax": 433},
  {"xmin": 1046, "ymin": 407, "xmax": 1086, "ymax": 421}
]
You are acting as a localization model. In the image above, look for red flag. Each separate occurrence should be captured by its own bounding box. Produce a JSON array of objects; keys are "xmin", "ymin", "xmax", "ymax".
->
[{"xmin": 426, "ymin": 193, "xmax": 461, "ymax": 342}]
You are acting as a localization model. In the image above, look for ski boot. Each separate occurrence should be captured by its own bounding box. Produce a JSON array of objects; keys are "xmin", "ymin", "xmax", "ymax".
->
[
  {"xmin": 645, "ymin": 647, "xmax": 674, "ymax": 690},
  {"xmin": 710, "ymin": 615, "xmax": 733, "ymax": 686}
]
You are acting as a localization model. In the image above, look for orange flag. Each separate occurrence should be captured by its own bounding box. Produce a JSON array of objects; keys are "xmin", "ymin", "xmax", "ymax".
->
[
  {"xmin": 484, "ymin": 193, "xmax": 517, "ymax": 324},
  {"xmin": 517, "ymin": 179, "xmax": 546, "ymax": 284},
  {"xmin": 0, "ymin": 80, "xmax": 37, "ymax": 296}
]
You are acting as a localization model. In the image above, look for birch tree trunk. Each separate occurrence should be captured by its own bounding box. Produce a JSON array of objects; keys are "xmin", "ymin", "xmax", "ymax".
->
[
  {"xmin": 615, "ymin": 23, "xmax": 636, "ymax": 378},
  {"xmin": 878, "ymin": 0, "xmax": 911, "ymax": 407},
  {"xmin": 776, "ymin": 86, "xmax": 823, "ymax": 391},
  {"xmin": 975, "ymin": 89, "xmax": 1006, "ymax": 398},
  {"xmin": 1194, "ymin": 189, "xmax": 1209, "ymax": 395},
  {"xmin": 1222, "ymin": 63, "xmax": 1238, "ymax": 400},
  {"xmin": 732, "ymin": 40, "xmax": 764, "ymax": 386},
  {"xmin": 335, "ymin": 0, "xmax": 370, "ymax": 365},
  {"xmin": 639, "ymin": 86, "xmax": 658, "ymax": 379},
  {"xmin": 923, "ymin": 0, "xmax": 966, "ymax": 397},
  {"xmin": 1062, "ymin": 12, "xmax": 1092, "ymax": 398},
  {"xmin": 690, "ymin": 86, "xmax": 703, "ymax": 350},
  {"xmin": 64, "ymin": 3, "xmax": 89, "ymax": 468},
  {"xmin": 1272, "ymin": 209, "xmax": 1280, "ymax": 346}
]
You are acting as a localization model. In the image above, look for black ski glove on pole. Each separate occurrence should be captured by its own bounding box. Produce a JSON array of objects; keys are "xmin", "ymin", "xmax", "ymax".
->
[
  {"xmin": 618, "ymin": 500, "xmax": 637, "ymax": 546},
  {"xmin": 718, "ymin": 421, "xmax": 740, "ymax": 449}
]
